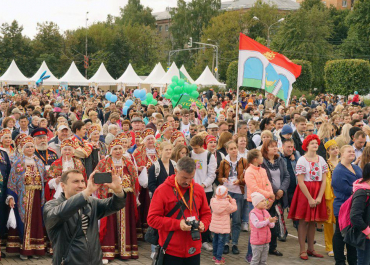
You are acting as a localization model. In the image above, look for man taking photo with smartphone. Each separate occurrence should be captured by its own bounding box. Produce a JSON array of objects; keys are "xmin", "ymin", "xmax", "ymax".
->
[{"xmin": 43, "ymin": 169, "xmax": 126, "ymax": 265}]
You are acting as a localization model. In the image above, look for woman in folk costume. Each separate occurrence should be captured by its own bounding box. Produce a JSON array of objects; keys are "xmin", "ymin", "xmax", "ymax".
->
[
  {"xmin": 117, "ymin": 132, "xmax": 136, "ymax": 162},
  {"xmin": 12, "ymin": 133, "xmax": 28, "ymax": 163},
  {"xmin": 6, "ymin": 136, "xmax": 47, "ymax": 260},
  {"xmin": 0, "ymin": 128, "xmax": 15, "ymax": 161},
  {"xmin": 133, "ymin": 128, "xmax": 159, "ymax": 237},
  {"xmin": 0, "ymin": 143, "xmax": 11, "ymax": 260},
  {"xmin": 86, "ymin": 124, "xmax": 108, "ymax": 177},
  {"xmin": 95, "ymin": 139, "xmax": 139, "ymax": 263},
  {"xmin": 44, "ymin": 139, "xmax": 87, "ymax": 201}
]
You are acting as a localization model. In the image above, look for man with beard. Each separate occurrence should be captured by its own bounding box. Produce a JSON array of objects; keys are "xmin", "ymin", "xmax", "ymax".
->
[{"xmin": 31, "ymin": 128, "xmax": 58, "ymax": 170}]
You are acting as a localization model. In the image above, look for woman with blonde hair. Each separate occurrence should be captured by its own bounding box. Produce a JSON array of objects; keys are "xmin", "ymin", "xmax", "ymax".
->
[
  {"xmin": 171, "ymin": 144, "xmax": 189, "ymax": 162},
  {"xmin": 335, "ymin": 124, "xmax": 352, "ymax": 148},
  {"xmin": 257, "ymin": 130, "xmax": 273, "ymax": 150},
  {"xmin": 217, "ymin": 131, "xmax": 233, "ymax": 156}
]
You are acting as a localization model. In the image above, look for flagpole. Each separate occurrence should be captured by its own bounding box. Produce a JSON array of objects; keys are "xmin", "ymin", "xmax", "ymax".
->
[
  {"xmin": 235, "ymin": 86, "xmax": 239, "ymax": 134},
  {"xmin": 174, "ymin": 94, "xmax": 184, "ymax": 108}
]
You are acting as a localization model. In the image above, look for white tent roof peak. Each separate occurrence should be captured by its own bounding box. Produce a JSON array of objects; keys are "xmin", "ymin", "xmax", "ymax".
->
[
  {"xmin": 30, "ymin": 61, "xmax": 60, "ymax": 85},
  {"xmin": 195, "ymin": 66, "xmax": 226, "ymax": 87},
  {"xmin": 0, "ymin": 60, "xmax": 30, "ymax": 85},
  {"xmin": 117, "ymin": 63, "xmax": 143, "ymax": 85},
  {"xmin": 143, "ymin": 62, "xmax": 166, "ymax": 85},
  {"xmin": 158, "ymin": 62, "xmax": 179, "ymax": 86},
  {"xmin": 59, "ymin": 61, "xmax": 88, "ymax": 86},
  {"xmin": 180, "ymin": 65, "xmax": 195, "ymax": 84},
  {"xmin": 88, "ymin": 63, "xmax": 117, "ymax": 86}
]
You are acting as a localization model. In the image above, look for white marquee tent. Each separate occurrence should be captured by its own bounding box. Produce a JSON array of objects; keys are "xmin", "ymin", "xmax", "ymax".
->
[
  {"xmin": 88, "ymin": 63, "xmax": 118, "ymax": 86},
  {"xmin": 157, "ymin": 62, "xmax": 180, "ymax": 86},
  {"xmin": 59, "ymin": 62, "xmax": 89, "ymax": 86},
  {"xmin": 0, "ymin": 60, "xmax": 30, "ymax": 85},
  {"xmin": 142, "ymin": 63, "xmax": 166, "ymax": 85},
  {"xmin": 117, "ymin": 63, "xmax": 143, "ymax": 88},
  {"xmin": 30, "ymin": 61, "xmax": 60, "ymax": 86},
  {"xmin": 179, "ymin": 65, "xmax": 195, "ymax": 84},
  {"xmin": 195, "ymin": 66, "xmax": 226, "ymax": 87}
]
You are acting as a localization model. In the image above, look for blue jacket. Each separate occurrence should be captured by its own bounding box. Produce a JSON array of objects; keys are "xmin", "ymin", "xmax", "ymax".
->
[{"xmin": 332, "ymin": 162, "xmax": 362, "ymax": 217}]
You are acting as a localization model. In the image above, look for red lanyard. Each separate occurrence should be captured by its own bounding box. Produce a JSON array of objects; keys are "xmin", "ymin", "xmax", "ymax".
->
[{"xmin": 174, "ymin": 180, "xmax": 193, "ymax": 212}]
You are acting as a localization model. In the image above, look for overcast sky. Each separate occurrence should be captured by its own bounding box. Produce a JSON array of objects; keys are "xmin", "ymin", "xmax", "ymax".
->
[{"xmin": 0, "ymin": 0, "xmax": 186, "ymax": 38}]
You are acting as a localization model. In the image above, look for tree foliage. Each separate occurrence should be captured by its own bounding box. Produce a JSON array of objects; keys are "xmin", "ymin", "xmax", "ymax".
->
[
  {"xmin": 116, "ymin": 0, "xmax": 156, "ymax": 28},
  {"xmin": 226, "ymin": 61, "xmax": 238, "ymax": 89},
  {"xmin": 291, "ymin": 60, "xmax": 313, "ymax": 91},
  {"xmin": 324, "ymin": 59, "xmax": 370, "ymax": 96}
]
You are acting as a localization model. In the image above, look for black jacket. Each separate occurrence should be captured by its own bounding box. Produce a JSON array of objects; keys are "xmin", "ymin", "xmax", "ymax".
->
[
  {"xmin": 350, "ymin": 188, "xmax": 370, "ymax": 250},
  {"xmin": 12, "ymin": 126, "xmax": 34, "ymax": 140},
  {"xmin": 43, "ymin": 192, "xmax": 126, "ymax": 265},
  {"xmin": 148, "ymin": 159, "xmax": 176, "ymax": 193},
  {"xmin": 261, "ymin": 157, "xmax": 291, "ymax": 208},
  {"xmin": 292, "ymin": 130, "xmax": 304, "ymax": 156}
]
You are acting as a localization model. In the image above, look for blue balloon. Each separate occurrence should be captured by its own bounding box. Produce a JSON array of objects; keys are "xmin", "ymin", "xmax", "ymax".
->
[
  {"xmin": 110, "ymin": 95, "xmax": 118, "ymax": 103},
  {"xmin": 125, "ymin": 99, "xmax": 134, "ymax": 107},
  {"xmin": 105, "ymin": 103, "xmax": 110, "ymax": 108},
  {"xmin": 105, "ymin": 92, "xmax": 112, "ymax": 100},
  {"xmin": 122, "ymin": 106, "xmax": 129, "ymax": 115},
  {"xmin": 138, "ymin": 89, "xmax": 146, "ymax": 98},
  {"xmin": 133, "ymin": 89, "xmax": 140, "ymax": 98}
]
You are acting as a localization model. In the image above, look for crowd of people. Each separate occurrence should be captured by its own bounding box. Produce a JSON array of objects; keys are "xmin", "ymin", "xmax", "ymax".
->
[{"xmin": 0, "ymin": 85, "xmax": 369, "ymax": 265}]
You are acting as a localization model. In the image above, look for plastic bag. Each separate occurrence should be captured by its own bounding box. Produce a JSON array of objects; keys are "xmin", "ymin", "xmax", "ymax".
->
[
  {"xmin": 138, "ymin": 167, "xmax": 148, "ymax": 188},
  {"xmin": 7, "ymin": 208, "xmax": 16, "ymax": 229}
]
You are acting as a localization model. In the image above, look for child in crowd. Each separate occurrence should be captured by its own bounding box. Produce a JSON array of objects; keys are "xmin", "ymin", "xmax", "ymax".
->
[
  {"xmin": 210, "ymin": 186, "xmax": 237, "ymax": 264},
  {"xmin": 244, "ymin": 149, "xmax": 275, "ymax": 262},
  {"xmin": 249, "ymin": 192, "xmax": 277, "ymax": 265}
]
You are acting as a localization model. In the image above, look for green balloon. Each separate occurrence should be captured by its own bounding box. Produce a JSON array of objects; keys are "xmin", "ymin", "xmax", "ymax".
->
[
  {"xmin": 142, "ymin": 100, "xmax": 148, "ymax": 105},
  {"xmin": 174, "ymin": 86, "xmax": 182, "ymax": 95},
  {"xmin": 164, "ymin": 93, "xmax": 170, "ymax": 98},
  {"xmin": 152, "ymin": 99, "xmax": 158, "ymax": 105},
  {"xmin": 172, "ymin": 94, "xmax": 180, "ymax": 102},
  {"xmin": 167, "ymin": 87, "xmax": 174, "ymax": 95},
  {"xmin": 170, "ymin": 83, "xmax": 176, "ymax": 89},
  {"xmin": 178, "ymin": 79, "xmax": 185, "ymax": 86},
  {"xmin": 172, "ymin": 76, "xmax": 179, "ymax": 83},
  {"xmin": 146, "ymin": 93, "xmax": 153, "ymax": 101},
  {"xmin": 191, "ymin": 91, "xmax": 199, "ymax": 99},
  {"xmin": 191, "ymin": 84, "xmax": 198, "ymax": 91}
]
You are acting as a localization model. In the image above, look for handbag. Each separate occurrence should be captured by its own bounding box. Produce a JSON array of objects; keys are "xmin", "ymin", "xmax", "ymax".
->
[{"xmin": 145, "ymin": 189, "xmax": 190, "ymax": 245}]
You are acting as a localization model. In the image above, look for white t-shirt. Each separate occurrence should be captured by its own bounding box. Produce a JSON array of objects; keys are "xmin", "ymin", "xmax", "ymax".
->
[
  {"xmin": 191, "ymin": 150, "xmax": 217, "ymax": 193},
  {"xmin": 180, "ymin": 122, "xmax": 191, "ymax": 138}
]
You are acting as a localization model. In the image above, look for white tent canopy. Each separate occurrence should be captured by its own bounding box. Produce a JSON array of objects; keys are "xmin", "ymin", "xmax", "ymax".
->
[
  {"xmin": 0, "ymin": 60, "xmax": 30, "ymax": 85},
  {"xmin": 157, "ymin": 62, "xmax": 179, "ymax": 86},
  {"xmin": 117, "ymin": 64, "xmax": 143, "ymax": 86},
  {"xmin": 59, "ymin": 61, "xmax": 89, "ymax": 86},
  {"xmin": 30, "ymin": 61, "xmax": 60, "ymax": 86},
  {"xmin": 142, "ymin": 63, "xmax": 166, "ymax": 85},
  {"xmin": 180, "ymin": 65, "xmax": 195, "ymax": 84},
  {"xmin": 195, "ymin": 66, "xmax": 226, "ymax": 87},
  {"xmin": 88, "ymin": 63, "xmax": 117, "ymax": 86}
]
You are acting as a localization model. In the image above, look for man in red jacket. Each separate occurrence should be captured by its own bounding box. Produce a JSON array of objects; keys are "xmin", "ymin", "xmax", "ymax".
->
[{"xmin": 147, "ymin": 156, "xmax": 212, "ymax": 265}]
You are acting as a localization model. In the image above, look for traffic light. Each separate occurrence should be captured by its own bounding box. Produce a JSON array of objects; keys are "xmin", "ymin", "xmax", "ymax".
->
[{"xmin": 188, "ymin": 37, "xmax": 192, "ymax": 48}]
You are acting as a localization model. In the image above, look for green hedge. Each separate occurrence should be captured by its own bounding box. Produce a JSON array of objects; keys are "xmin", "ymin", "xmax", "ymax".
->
[
  {"xmin": 324, "ymin": 59, "xmax": 370, "ymax": 96},
  {"xmin": 292, "ymin": 60, "xmax": 313, "ymax": 91},
  {"xmin": 226, "ymin": 61, "xmax": 238, "ymax": 90}
]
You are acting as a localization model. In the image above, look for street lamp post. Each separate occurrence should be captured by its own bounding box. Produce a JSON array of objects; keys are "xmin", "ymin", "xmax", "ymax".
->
[
  {"xmin": 194, "ymin": 41, "xmax": 219, "ymax": 80},
  {"xmin": 85, "ymin": 12, "xmax": 89, "ymax": 78},
  {"xmin": 252, "ymin": 16, "xmax": 284, "ymax": 48}
]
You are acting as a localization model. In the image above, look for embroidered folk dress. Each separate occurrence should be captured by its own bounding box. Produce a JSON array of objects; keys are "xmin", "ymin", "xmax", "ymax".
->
[
  {"xmin": 6, "ymin": 155, "xmax": 46, "ymax": 256},
  {"xmin": 95, "ymin": 156, "xmax": 139, "ymax": 260},
  {"xmin": 288, "ymin": 155, "xmax": 328, "ymax": 222},
  {"xmin": 132, "ymin": 145, "xmax": 159, "ymax": 237}
]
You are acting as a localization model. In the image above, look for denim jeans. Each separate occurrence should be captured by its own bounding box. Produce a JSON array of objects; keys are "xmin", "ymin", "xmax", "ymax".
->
[
  {"xmin": 242, "ymin": 186, "xmax": 249, "ymax": 223},
  {"xmin": 357, "ymin": 240, "xmax": 370, "ymax": 265},
  {"xmin": 225, "ymin": 192, "xmax": 244, "ymax": 245},
  {"xmin": 213, "ymin": 233, "xmax": 227, "ymax": 261},
  {"xmin": 247, "ymin": 201, "xmax": 254, "ymax": 256}
]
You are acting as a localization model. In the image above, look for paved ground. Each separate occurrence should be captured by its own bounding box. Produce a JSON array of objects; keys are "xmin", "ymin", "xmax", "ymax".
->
[{"xmin": 1, "ymin": 219, "xmax": 335, "ymax": 265}]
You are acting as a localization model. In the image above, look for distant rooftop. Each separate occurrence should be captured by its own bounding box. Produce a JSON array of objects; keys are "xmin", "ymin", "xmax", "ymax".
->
[
  {"xmin": 153, "ymin": 8, "xmax": 172, "ymax": 21},
  {"xmin": 221, "ymin": 0, "xmax": 300, "ymax": 11}
]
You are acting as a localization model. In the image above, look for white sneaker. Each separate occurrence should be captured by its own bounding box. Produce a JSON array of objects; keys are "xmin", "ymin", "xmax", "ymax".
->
[
  {"xmin": 32, "ymin": 255, "xmax": 40, "ymax": 259},
  {"xmin": 202, "ymin": 242, "xmax": 213, "ymax": 251},
  {"xmin": 102, "ymin": 259, "xmax": 109, "ymax": 264},
  {"xmin": 241, "ymin": 222, "xmax": 249, "ymax": 232},
  {"xmin": 20, "ymin": 255, "xmax": 28, "ymax": 260},
  {"xmin": 150, "ymin": 252, "xmax": 156, "ymax": 259}
]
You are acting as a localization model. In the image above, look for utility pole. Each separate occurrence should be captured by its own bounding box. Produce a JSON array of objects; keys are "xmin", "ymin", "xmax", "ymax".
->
[
  {"xmin": 194, "ymin": 41, "xmax": 219, "ymax": 80},
  {"xmin": 252, "ymin": 16, "xmax": 285, "ymax": 48},
  {"xmin": 85, "ymin": 12, "xmax": 89, "ymax": 78}
]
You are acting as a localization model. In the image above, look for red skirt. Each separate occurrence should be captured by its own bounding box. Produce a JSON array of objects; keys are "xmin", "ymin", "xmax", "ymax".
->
[
  {"xmin": 100, "ymin": 212, "xmax": 118, "ymax": 260},
  {"xmin": 6, "ymin": 189, "xmax": 45, "ymax": 256},
  {"xmin": 288, "ymin": 181, "xmax": 328, "ymax": 222},
  {"xmin": 137, "ymin": 187, "xmax": 150, "ymax": 239}
]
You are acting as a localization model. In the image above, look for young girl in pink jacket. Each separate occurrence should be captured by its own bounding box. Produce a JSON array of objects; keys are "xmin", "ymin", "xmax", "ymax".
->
[
  {"xmin": 249, "ymin": 192, "xmax": 277, "ymax": 265},
  {"xmin": 210, "ymin": 186, "xmax": 237, "ymax": 264}
]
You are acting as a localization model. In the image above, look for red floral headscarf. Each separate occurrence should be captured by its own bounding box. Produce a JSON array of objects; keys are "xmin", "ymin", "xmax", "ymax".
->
[{"xmin": 302, "ymin": 134, "xmax": 321, "ymax": 152}]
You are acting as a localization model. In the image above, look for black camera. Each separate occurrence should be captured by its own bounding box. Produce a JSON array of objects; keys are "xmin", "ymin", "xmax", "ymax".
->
[{"xmin": 186, "ymin": 220, "xmax": 200, "ymax": 241}]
